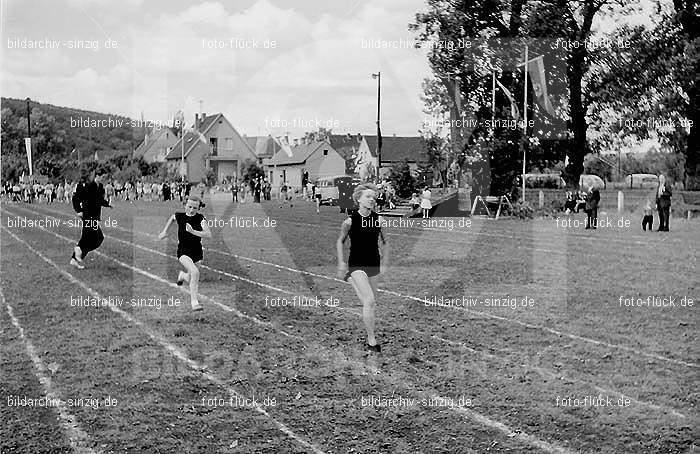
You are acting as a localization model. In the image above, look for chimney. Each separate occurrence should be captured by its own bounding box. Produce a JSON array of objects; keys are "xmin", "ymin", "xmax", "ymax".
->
[
  {"xmin": 202, "ymin": 112, "xmax": 206, "ymax": 121},
  {"xmin": 195, "ymin": 113, "xmax": 200, "ymax": 129},
  {"xmin": 357, "ymin": 133, "xmax": 362, "ymax": 142},
  {"xmin": 392, "ymin": 133, "xmax": 396, "ymax": 137}
]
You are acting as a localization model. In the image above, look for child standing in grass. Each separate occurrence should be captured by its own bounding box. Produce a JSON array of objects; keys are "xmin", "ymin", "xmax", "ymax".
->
[
  {"xmin": 159, "ymin": 195, "xmax": 211, "ymax": 311},
  {"xmin": 642, "ymin": 198, "xmax": 654, "ymax": 231}
]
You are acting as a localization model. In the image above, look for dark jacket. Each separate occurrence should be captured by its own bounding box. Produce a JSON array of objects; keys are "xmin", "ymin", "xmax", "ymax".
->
[
  {"xmin": 585, "ymin": 188, "xmax": 600, "ymax": 211},
  {"xmin": 656, "ymin": 183, "xmax": 672, "ymax": 208},
  {"xmin": 72, "ymin": 181, "xmax": 110, "ymax": 220}
]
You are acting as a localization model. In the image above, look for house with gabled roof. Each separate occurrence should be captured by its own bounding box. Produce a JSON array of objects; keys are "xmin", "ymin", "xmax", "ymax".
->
[
  {"xmin": 263, "ymin": 138, "xmax": 345, "ymax": 188},
  {"xmin": 165, "ymin": 113, "xmax": 258, "ymax": 183},
  {"xmin": 133, "ymin": 126, "xmax": 178, "ymax": 163},
  {"xmin": 362, "ymin": 135, "xmax": 430, "ymax": 177}
]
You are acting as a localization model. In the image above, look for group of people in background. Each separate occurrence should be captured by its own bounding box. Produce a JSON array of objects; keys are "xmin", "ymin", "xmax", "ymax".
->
[
  {"xmin": 563, "ymin": 174, "xmax": 673, "ymax": 232},
  {"xmin": 4, "ymin": 180, "xmax": 77, "ymax": 204},
  {"xmin": 225, "ymin": 176, "xmax": 273, "ymax": 204},
  {"xmin": 2, "ymin": 179, "xmax": 192, "ymax": 205},
  {"xmin": 105, "ymin": 179, "xmax": 192, "ymax": 203}
]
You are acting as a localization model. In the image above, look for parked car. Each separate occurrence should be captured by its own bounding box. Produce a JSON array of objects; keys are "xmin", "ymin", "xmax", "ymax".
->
[
  {"xmin": 623, "ymin": 173, "xmax": 659, "ymax": 189},
  {"xmin": 315, "ymin": 175, "xmax": 361, "ymax": 206}
]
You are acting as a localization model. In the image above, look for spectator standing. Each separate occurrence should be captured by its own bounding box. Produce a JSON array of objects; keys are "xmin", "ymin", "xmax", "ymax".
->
[{"xmin": 656, "ymin": 174, "xmax": 672, "ymax": 232}]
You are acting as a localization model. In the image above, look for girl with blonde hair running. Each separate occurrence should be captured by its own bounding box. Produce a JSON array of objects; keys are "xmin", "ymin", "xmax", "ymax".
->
[
  {"xmin": 159, "ymin": 195, "xmax": 211, "ymax": 311},
  {"xmin": 336, "ymin": 183, "xmax": 389, "ymax": 352}
]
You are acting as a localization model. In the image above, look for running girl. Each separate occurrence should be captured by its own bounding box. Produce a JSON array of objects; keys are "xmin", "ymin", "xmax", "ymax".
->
[
  {"xmin": 336, "ymin": 183, "xmax": 389, "ymax": 353},
  {"xmin": 158, "ymin": 195, "xmax": 211, "ymax": 311}
]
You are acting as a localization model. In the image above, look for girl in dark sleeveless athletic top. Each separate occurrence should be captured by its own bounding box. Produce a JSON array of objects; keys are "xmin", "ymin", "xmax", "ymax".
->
[
  {"xmin": 336, "ymin": 183, "xmax": 389, "ymax": 352},
  {"xmin": 159, "ymin": 195, "xmax": 211, "ymax": 311}
]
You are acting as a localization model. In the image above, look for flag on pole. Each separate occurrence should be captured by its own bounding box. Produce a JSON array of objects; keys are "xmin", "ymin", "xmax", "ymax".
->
[
  {"xmin": 24, "ymin": 138, "xmax": 33, "ymax": 175},
  {"xmin": 276, "ymin": 136, "xmax": 293, "ymax": 157},
  {"xmin": 527, "ymin": 56, "xmax": 555, "ymax": 115},
  {"xmin": 193, "ymin": 129, "xmax": 208, "ymax": 145},
  {"xmin": 173, "ymin": 110, "xmax": 185, "ymax": 135},
  {"xmin": 495, "ymin": 78, "xmax": 520, "ymax": 119}
]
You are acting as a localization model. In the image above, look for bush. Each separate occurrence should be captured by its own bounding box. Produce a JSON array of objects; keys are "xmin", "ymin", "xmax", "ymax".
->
[
  {"xmin": 387, "ymin": 160, "xmax": 418, "ymax": 198},
  {"xmin": 510, "ymin": 201, "xmax": 535, "ymax": 219}
]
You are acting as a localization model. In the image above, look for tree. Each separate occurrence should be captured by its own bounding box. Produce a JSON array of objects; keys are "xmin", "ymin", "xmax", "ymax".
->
[
  {"xmin": 387, "ymin": 160, "xmax": 418, "ymax": 198},
  {"xmin": 410, "ymin": 0, "xmax": 637, "ymax": 190},
  {"xmin": 587, "ymin": 3, "xmax": 699, "ymax": 188},
  {"xmin": 241, "ymin": 159, "xmax": 264, "ymax": 189}
]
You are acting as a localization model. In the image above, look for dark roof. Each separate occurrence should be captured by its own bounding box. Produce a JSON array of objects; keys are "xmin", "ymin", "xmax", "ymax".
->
[
  {"xmin": 165, "ymin": 113, "xmax": 253, "ymax": 160},
  {"xmin": 198, "ymin": 114, "xmax": 219, "ymax": 133},
  {"xmin": 133, "ymin": 126, "xmax": 176, "ymax": 156},
  {"xmin": 266, "ymin": 141, "xmax": 327, "ymax": 166},
  {"xmin": 327, "ymin": 134, "xmax": 363, "ymax": 161},
  {"xmin": 364, "ymin": 136, "xmax": 429, "ymax": 162},
  {"xmin": 245, "ymin": 136, "xmax": 280, "ymax": 159},
  {"xmin": 165, "ymin": 130, "xmax": 208, "ymax": 159}
]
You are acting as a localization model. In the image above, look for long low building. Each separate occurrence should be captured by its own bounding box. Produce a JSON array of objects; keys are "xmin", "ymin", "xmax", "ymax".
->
[{"xmin": 263, "ymin": 138, "xmax": 346, "ymax": 188}]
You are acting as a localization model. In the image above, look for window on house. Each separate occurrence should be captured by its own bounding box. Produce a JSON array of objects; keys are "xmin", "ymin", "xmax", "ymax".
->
[
  {"xmin": 210, "ymin": 138, "xmax": 218, "ymax": 156},
  {"xmin": 323, "ymin": 149, "xmax": 328, "ymax": 156}
]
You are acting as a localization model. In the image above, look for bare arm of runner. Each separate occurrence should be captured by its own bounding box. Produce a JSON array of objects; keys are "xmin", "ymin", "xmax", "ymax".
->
[
  {"xmin": 378, "ymin": 217, "xmax": 389, "ymax": 274},
  {"xmin": 336, "ymin": 217, "xmax": 352, "ymax": 279},
  {"xmin": 158, "ymin": 215, "xmax": 175, "ymax": 240},
  {"xmin": 185, "ymin": 219, "xmax": 212, "ymax": 238}
]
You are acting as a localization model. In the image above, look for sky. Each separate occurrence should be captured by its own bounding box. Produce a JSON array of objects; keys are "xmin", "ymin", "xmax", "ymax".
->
[
  {"xmin": 2, "ymin": 0, "xmax": 433, "ymax": 137},
  {"xmin": 1, "ymin": 0, "xmax": 666, "ymax": 139}
]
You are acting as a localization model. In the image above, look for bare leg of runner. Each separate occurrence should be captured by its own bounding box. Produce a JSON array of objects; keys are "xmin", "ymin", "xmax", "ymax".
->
[
  {"xmin": 178, "ymin": 255, "xmax": 201, "ymax": 310},
  {"xmin": 348, "ymin": 270, "xmax": 378, "ymax": 347}
]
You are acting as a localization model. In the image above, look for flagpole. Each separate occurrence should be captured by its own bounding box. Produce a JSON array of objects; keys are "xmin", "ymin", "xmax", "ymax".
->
[
  {"xmin": 491, "ymin": 70, "xmax": 496, "ymax": 138},
  {"xmin": 181, "ymin": 127, "xmax": 185, "ymax": 183},
  {"xmin": 522, "ymin": 44, "xmax": 528, "ymax": 203}
]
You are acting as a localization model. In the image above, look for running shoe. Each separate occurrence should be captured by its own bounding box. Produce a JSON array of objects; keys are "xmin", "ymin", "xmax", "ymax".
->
[
  {"xmin": 69, "ymin": 258, "xmax": 85, "ymax": 269},
  {"xmin": 365, "ymin": 343, "xmax": 381, "ymax": 353}
]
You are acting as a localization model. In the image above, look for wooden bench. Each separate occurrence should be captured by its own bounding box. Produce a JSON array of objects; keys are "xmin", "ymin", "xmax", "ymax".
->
[{"xmin": 678, "ymin": 191, "xmax": 700, "ymax": 219}]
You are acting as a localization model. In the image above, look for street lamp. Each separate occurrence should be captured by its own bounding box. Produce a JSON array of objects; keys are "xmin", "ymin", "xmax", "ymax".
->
[{"xmin": 371, "ymin": 72, "xmax": 381, "ymax": 181}]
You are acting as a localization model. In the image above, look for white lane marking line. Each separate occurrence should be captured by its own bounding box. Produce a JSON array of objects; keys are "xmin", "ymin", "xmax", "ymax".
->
[
  {"xmin": 1, "ymin": 287, "xmax": 101, "ymax": 454},
  {"xmin": 3, "ymin": 219, "xmax": 580, "ymax": 454},
  {"xmin": 8, "ymin": 219, "xmax": 578, "ymax": 453},
  {"xmin": 11, "ymin": 206, "xmax": 693, "ymax": 414},
  {"xmin": 1, "ymin": 226, "xmax": 327, "ymax": 454}
]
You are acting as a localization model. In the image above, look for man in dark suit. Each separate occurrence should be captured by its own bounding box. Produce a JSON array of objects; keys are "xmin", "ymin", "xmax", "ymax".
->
[
  {"xmin": 585, "ymin": 186, "xmax": 600, "ymax": 229},
  {"xmin": 656, "ymin": 174, "xmax": 672, "ymax": 231}
]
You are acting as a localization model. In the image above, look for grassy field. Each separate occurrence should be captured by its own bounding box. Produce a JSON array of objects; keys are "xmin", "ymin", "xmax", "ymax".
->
[{"xmin": 1, "ymin": 194, "xmax": 698, "ymax": 454}]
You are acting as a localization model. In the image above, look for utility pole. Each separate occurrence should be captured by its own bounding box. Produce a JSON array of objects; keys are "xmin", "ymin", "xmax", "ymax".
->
[{"xmin": 372, "ymin": 72, "xmax": 381, "ymax": 181}]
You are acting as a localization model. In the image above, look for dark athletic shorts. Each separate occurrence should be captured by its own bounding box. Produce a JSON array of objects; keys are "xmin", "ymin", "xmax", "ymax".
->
[
  {"xmin": 177, "ymin": 246, "xmax": 203, "ymax": 263},
  {"xmin": 344, "ymin": 266, "xmax": 380, "ymax": 282}
]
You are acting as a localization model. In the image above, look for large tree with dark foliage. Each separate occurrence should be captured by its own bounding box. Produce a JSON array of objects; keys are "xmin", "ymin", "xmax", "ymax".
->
[
  {"xmin": 410, "ymin": 0, "xmax": 637, "ymax": 192},
  {"xmin": 588, "ymin": 1, "xmax": 699, "ymax": 188}
]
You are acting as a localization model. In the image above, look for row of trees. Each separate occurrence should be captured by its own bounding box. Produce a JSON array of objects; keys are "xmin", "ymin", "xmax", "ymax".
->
[
  {"xmin": 1, "ymin": 100, "xmax": 171, "ymax": 184},
  {"xmin": 410, "ymin": 0, "xmax": 698, "ymax": 191}
]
